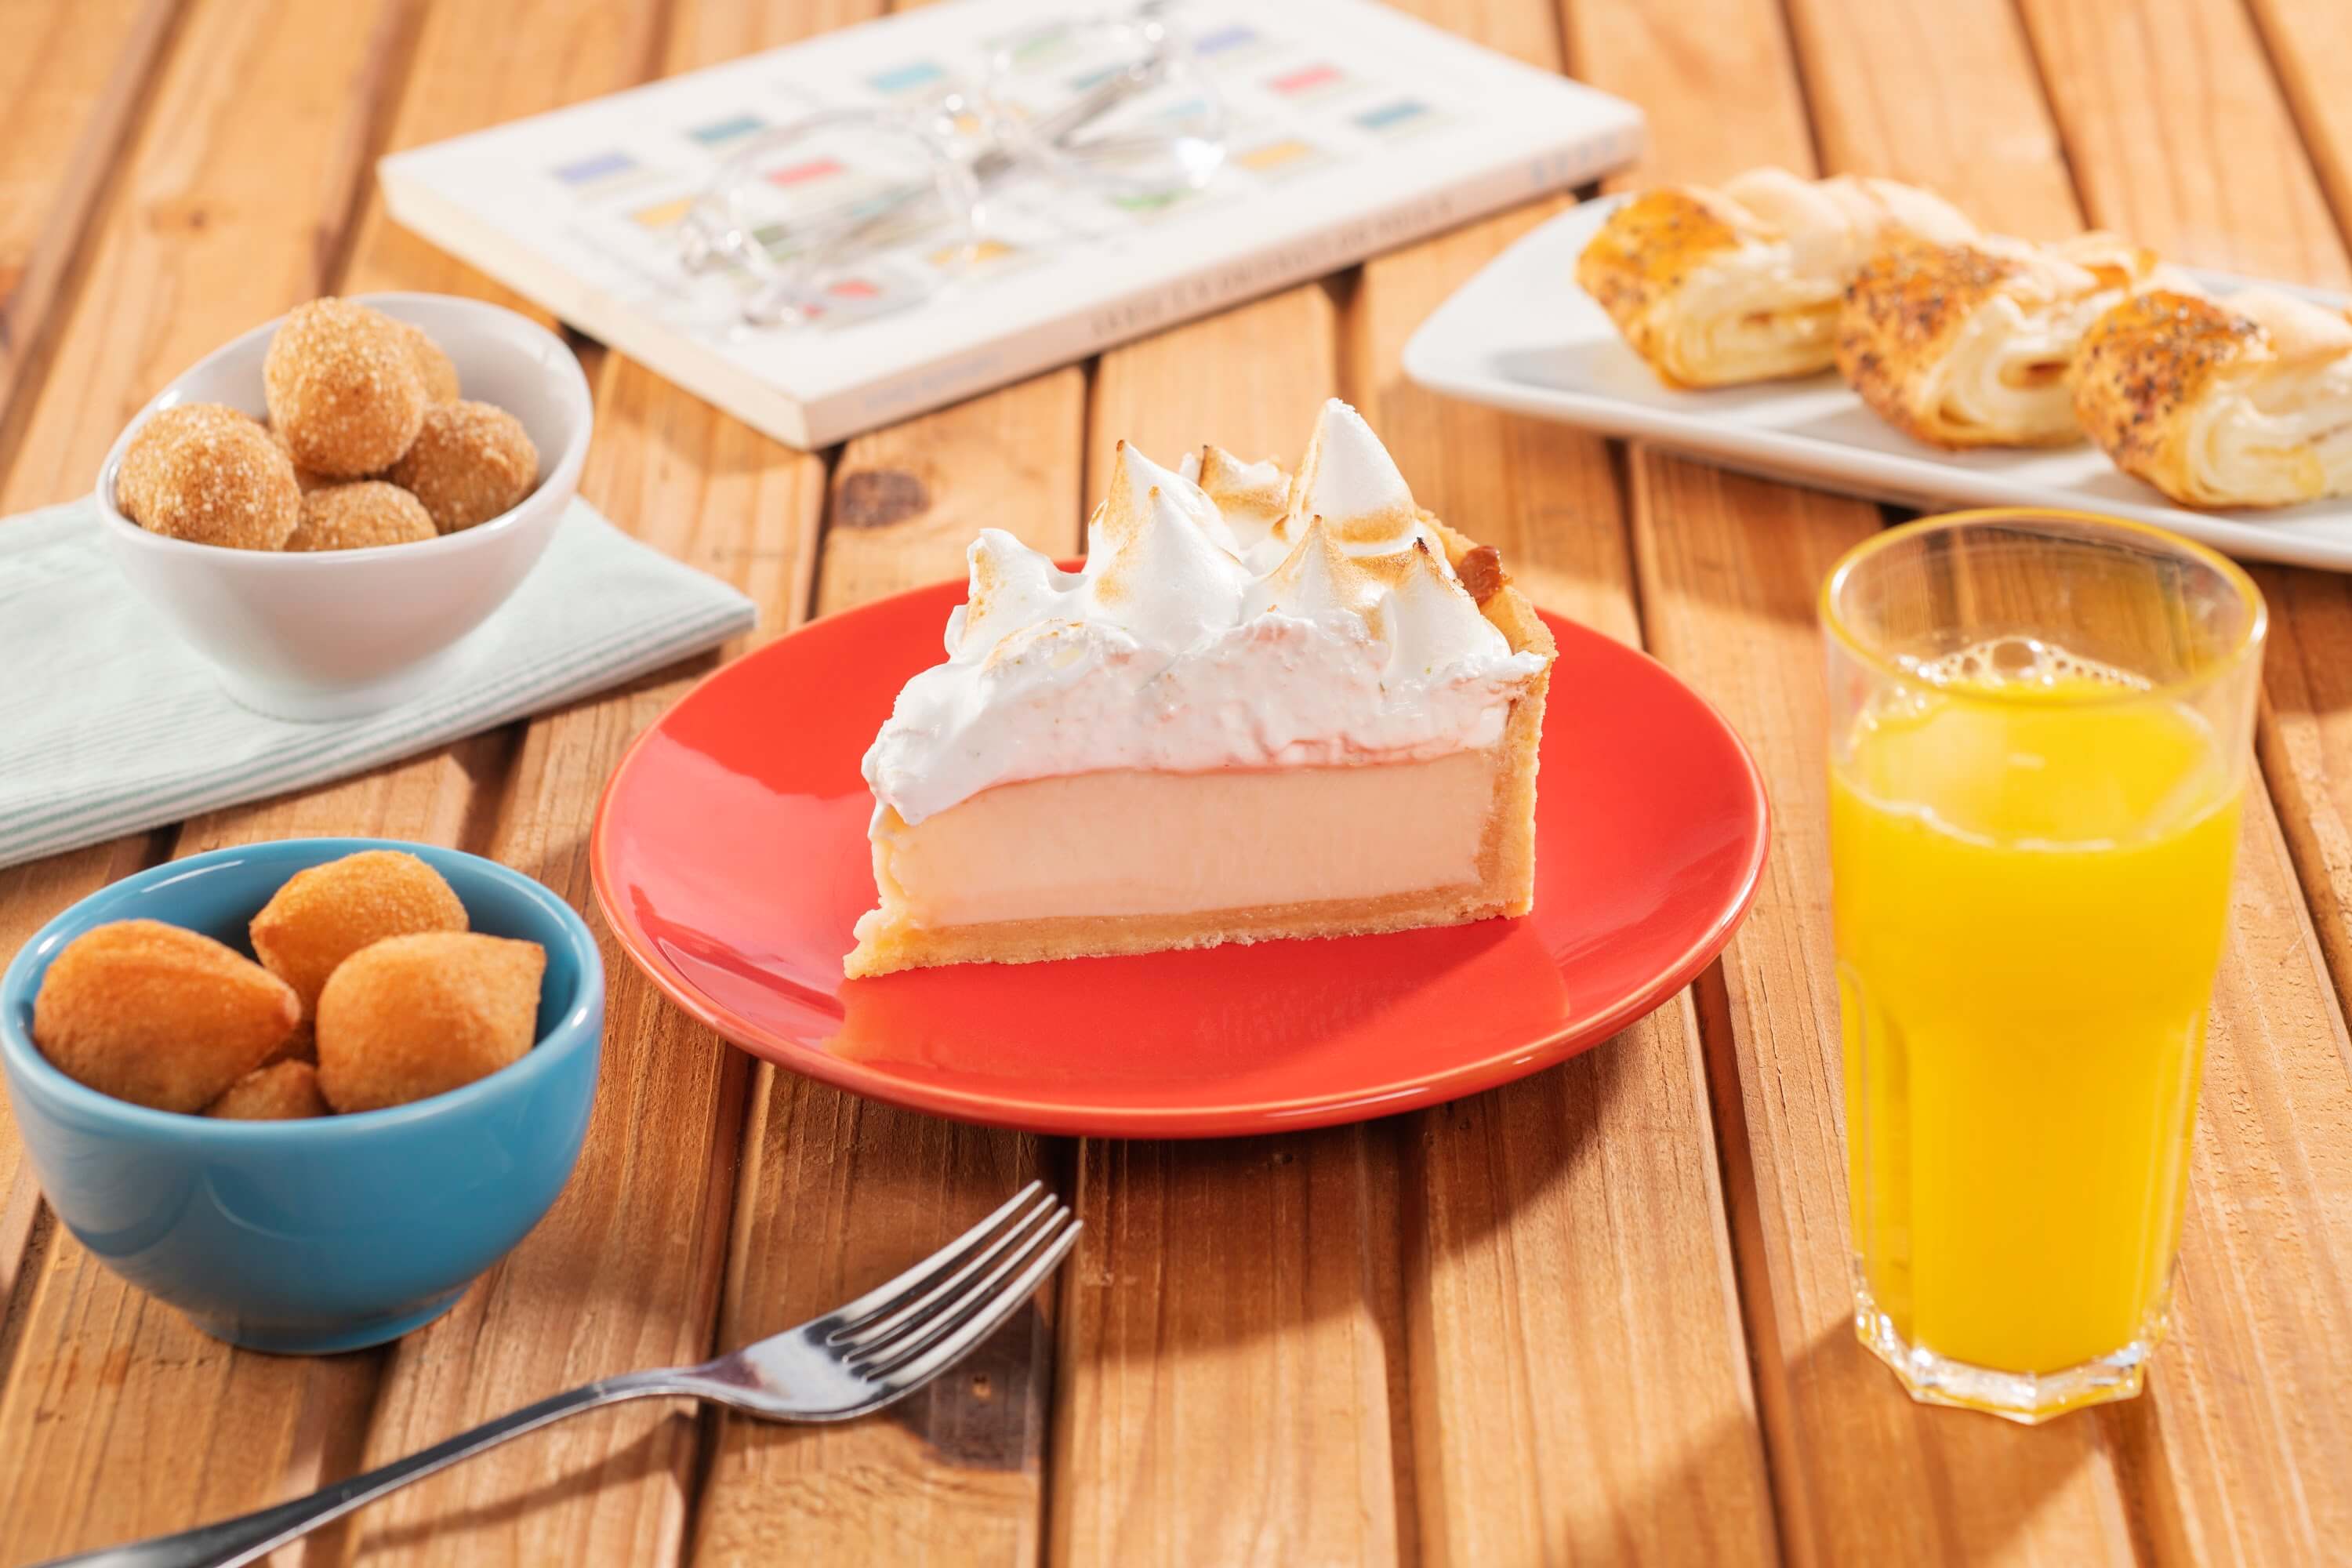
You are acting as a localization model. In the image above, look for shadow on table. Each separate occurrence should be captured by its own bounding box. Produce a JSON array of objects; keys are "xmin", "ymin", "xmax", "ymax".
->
[
  {"xmin": 1566, "ymin": 1317, "xmax": 2111, "ymax": 1564},
  {"xmin": 345, "ymin": 1406, "xmax": 694, "ymax": 1559}
]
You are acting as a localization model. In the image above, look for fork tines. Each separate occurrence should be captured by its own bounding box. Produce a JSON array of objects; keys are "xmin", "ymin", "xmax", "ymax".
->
[{"xmin": 822, "ymin": 1181, "xmax": 1080, "ymax": 1387}]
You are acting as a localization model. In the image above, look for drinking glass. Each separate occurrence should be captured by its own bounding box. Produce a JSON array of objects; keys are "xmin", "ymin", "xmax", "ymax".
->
[
  {"xmin": 1822, "ymin": 509, "xmax": 2265, "ymax": 1422},
  {"xmin": 677, "ymin": 5, "xmax": 1224, "ymax": 328}
]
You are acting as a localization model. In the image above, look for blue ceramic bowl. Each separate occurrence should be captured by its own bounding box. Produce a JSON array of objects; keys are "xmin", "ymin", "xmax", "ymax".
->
[{"xmin": 0, "ymin": 839, "xmax": 603, "ymax": 1354}]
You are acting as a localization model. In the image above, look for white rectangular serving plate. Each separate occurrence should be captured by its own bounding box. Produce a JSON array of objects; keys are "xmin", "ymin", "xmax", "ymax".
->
[{"xmin": 1403, "ymin": 194, "xmax": 2352, "ymax": 572}]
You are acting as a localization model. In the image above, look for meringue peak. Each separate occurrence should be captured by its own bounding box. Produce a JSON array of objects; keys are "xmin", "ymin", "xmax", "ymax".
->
[
  {"xmin": 1289, "ymin": 398, "xmax": 1420, "ymax": 551},
  {"xmin": 1247, "ymin": 517, "xmax": 1385, "ymax": 624}
]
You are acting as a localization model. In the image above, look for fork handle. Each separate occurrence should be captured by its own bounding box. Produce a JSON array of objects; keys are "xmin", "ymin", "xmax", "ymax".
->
[{"xmin": 39, "ymin": 1370, "xmax": 705, "ymax": 1568}]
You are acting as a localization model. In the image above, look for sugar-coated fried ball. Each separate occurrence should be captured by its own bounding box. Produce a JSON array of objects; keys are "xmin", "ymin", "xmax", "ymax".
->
[
  {"xmin": 118, "ymin": 403, "xmax": 249, "ymax": 521},
  {"xmin": 387, "ymin": 400, "xmax": 538, "ymax": 533},
  {"xmin": 205, "ymin": 1058, "xmax": 331, "ymax": 1120},
  {"xmin": 266, "ymin": 425, "xmax": 336, "ymax": 494},
  {"xmin": 285, "ymin": 482, "xmax": 437, "ymax": 552},
  {"xmin": 263, "ymin": 298, "xmax": 427, "ymax": 477},
  {"xmin": 117, "ymin": 403, "xmax": 299, "ymax": 550},
  {"xmin": 397, "ymin": 319, "xmax": 461, "ymax": 403},
  {"xmin": 315, "ymin": 933, "xmax": 545, "ymax": 1112},
  {"xmin": 32, "ymin": 920, "xmax": 299, "ymax": 1112},
  {"xmin": 249, "ymin": 849, "xmax": 468, "ymax": 1017}
]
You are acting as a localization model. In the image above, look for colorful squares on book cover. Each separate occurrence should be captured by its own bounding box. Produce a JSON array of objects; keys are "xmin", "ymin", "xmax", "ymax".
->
[
  {"xmin": 688, "ymin": 112, "xmax": 766, "ymax": 147},
  {"xmin": 867, "ymin": 60, "xmax": 946, "ymax": 95},
  {"xmin": 528, "ymin": 4, "xmax": 1519, "ymax": 339}
]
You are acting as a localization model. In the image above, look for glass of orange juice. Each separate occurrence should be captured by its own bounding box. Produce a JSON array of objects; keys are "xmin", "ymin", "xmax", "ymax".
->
[{"xmin": 1823, "ymin": 509, "xmax": 2265, "ymax": 1423}]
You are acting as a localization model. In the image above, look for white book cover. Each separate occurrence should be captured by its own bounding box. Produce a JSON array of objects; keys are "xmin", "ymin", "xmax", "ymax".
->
[{"xmin": 379, "ymin": 0, "xmax": 1644, "ymax": 449}]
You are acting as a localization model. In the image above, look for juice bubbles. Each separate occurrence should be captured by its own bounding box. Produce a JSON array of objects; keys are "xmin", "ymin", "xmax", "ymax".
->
[{"xmin": 1831, "ymin": 638, "xmax": 2241, "ymax": 1411}]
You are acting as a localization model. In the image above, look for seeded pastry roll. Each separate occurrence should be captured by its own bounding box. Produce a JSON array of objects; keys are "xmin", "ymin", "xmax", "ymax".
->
[
  {"xmin": 2074, "ymin": 287, "xmax": 2352, "ymax": 509},
  {"xmin": 1576, "ymin": 166, "xmax": 1976, "ymax": 387},
  {"xmin": 1835, "ymin": 233, "xmax": 2168, "ymax": 448}
]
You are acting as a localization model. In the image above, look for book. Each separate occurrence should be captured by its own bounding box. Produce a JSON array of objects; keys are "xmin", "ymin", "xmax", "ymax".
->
[{"xmin": 379, "ymin": 0, "xmax": 1644, "ymax": 449}]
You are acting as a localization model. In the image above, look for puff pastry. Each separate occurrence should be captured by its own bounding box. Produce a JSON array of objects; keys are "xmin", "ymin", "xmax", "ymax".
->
[
  {"xmin": 2074, "ymin": 287, "xmax": 2352, "ymax": 509},
  {"xmin": 1835, "ymin": 234, "xmax": 2166, "ymax": 448},
  {"xmin": 1576, "ymin": 167, "xmax": 1976, "ymax": 387}
]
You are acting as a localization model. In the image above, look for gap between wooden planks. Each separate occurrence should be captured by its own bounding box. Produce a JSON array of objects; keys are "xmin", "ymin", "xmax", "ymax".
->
[
  {"xmin": 1573, "ymin": 0, "xmax": 2352, "ymax": 1561},
  {"xmin": 0, "ymin": 2, "xmax": 424, "ymax": 1555}
]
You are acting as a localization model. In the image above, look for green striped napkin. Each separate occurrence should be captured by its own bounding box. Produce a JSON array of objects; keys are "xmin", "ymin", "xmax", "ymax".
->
[{"xmin": 1, "ymin": 497, "xmax": 757, "ymax": 869}]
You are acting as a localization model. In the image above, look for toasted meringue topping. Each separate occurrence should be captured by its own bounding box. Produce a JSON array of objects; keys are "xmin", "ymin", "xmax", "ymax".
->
[{"xmin": 866, "ymin": 399, "xmax": 1550, "ymax": 825}]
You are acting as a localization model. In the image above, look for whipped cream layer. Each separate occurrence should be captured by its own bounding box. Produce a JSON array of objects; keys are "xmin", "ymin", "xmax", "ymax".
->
[{"xmin": 864, "ymin": 399, "xmax": 1550, "ymax": 826}]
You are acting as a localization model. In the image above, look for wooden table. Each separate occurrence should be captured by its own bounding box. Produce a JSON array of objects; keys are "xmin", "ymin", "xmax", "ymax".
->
[{"xmin": 4, "ymin": 0, "xmax": 2350, "ymax": 1562}]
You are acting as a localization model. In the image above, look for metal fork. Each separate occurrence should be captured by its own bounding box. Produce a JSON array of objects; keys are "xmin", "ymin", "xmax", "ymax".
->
[{"xmin": 47, "ymin": 1183, "xmax": 1080, "ymax": 1568}]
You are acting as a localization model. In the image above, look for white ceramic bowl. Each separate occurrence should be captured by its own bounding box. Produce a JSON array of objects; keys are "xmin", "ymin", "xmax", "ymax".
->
[{"xmin": 96, "ymin": 292, "xmax": 593, "ymax": 721}]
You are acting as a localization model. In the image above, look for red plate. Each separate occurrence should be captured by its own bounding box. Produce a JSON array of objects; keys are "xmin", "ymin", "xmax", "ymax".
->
[{"xmin": 592, "ymin": 578, "xmax": 1769, "ymax": 1137}]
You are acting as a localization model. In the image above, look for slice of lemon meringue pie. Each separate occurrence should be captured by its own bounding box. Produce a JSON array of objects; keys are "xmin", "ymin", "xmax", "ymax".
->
[{"xmin": 845, "ymin": 399, "xmax": 1556, "ymax": 978}]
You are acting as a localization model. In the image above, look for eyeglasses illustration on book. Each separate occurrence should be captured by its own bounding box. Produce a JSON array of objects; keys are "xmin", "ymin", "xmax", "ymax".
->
[{"xmin": 677, "ymin": 5, "xmax": 1228, "ymax": 328}]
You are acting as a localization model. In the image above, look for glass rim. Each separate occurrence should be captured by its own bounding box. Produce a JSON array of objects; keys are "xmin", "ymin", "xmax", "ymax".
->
[{"xmin": 1820, "ymin": 507, "xmax": 2268, "ymax": 708}]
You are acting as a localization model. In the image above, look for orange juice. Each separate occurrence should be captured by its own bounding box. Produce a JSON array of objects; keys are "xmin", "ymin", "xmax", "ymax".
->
[{"xmin": 1830, "ymin": 643, "xmax": 2239, "ymax": 1382}]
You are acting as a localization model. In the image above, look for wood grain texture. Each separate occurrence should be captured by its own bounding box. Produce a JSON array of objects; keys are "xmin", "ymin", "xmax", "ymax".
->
[
  {"xmin": 2016, "ymin": 0, "xmax": 2349, "ymax": 289},
  {"xmin": 335, "ymin": 352, "xmax": 822, "ymax": 1566},
  {"xmin": 1048, "ymin": 289, "xmax": 1409, "ymax": 1568},
  {"xmin": 692, "ymin": 369, "xmax": 1083, "ymax": 1568},
  {"xmin": 339, "ymin": 0, "xmax": 670, "ymax": 305},
  {"xmin": 0, "ymin": 0, "xmax": 401, "ymax": 514},
  {"xmin": 2244, "ymin": 0, "xmax": 2352, "ymax": 252},
  {"xmin": 1776, "ymin": 0, "xmax": 2077, "ymax": 233},
  {"xmin": 0, "ymin": 753, "xmax": 510, "ymax": 1567},
  {"xmin": 1055, "ymin": 1128, "xmax": 1406, "ymax": 1568},
  {"xmin": 1570, "ymin": 0, "xmax": 2164, "ymax": 1560},
  {"xmin": 1559, "ymin": 0, "xmax": 1810, "ymax": 189},
  {"xmin": 0, "ymin": 0, "xmax": 177, "ymax": 427},
  {"xmin": 0, "ymin": 5, "xmax": 417, "ymax": 1560},
  {"xmin": 1992, "ymin": 0, "xmax": 2352, "ymax": 1557},
  {"xmin": 1349, "ymin": 198, "xmax": 1777, "ymax": 1563}
]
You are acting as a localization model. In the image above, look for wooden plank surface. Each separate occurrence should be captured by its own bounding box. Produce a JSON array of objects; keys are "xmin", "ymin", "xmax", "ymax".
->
[
  {"xmin": 663, "ymin": 9, "xmax": 1080, "ymax": 1564},
  {"xmin": 0, "ymin": 0, "xmax": 177, "ymax": 429},
  {"xmin": 344, "ymin": 354, "xmax": 822, "ymax": 1566},
  {"xmin": 0, "ymin": 2, "xmax": 420, "ymax": 1559},
  {"xmin": 1348, "ymin": 5, "xmax": 1777, "ymax": 1563},
  {"xmin": 1050, "ymin": 286, "xmax": 1413, "ymax": 1568},
  {"xmin": 1566, "ymin": 0, "xmax": 2152, "ymax": 1562},
  {"xmin": 8, "ymin": 1, "xmax": 2352, "ymax": 1563},
  {"xmin": 2002, "ymin": 0, "xmax": 2352, "ymax": 1558},
  {"xmin": 692, "ymin": 378, "xmax": 1082, "ymax": 1567},
  {"xmin": 2245, "ymin": 0, "xmax": 2352, "ymax": 251},
  {"xmin": 1355, "ymin": 205, "xmax": 1777, "ymax": 1565}
]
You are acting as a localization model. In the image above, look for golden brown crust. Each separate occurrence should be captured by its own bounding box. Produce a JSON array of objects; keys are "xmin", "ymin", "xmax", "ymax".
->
[
  {"xmin": 2071, "ymin": 290, "xmax": 2256, "ymax": 499},
  {"xmin": 205, "ymin": 1058, "xmax": 331, "ymax": 1120},
  {"xmin": 1456, "ymin": 543, "xmax": 1506, "ymax": 604},
  {"xmin": 847, "ymin": 883, "xmax": 1523, "ymax": 975},
  {"xmin": 1836, "ymin": 241, "xmax": 2042, "ymax": 448},
  {"xmin": 1836, "ymin": 235, "xmax": 2158, "ymax": 448},
  {"xmin": 1575, "ymin": 191, "xmax": 1744, "ymax": 389},
  {"xmin": 249, "ymin": 849, "xmax": 470, "ymax": 1017},
  {"xmin": 314, "ymin": 932, "xmax": 543, "ymax": 1112},
  {"xmin": 31, "ymin": 920, "xmax": 299, "ymax": 1112}
]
